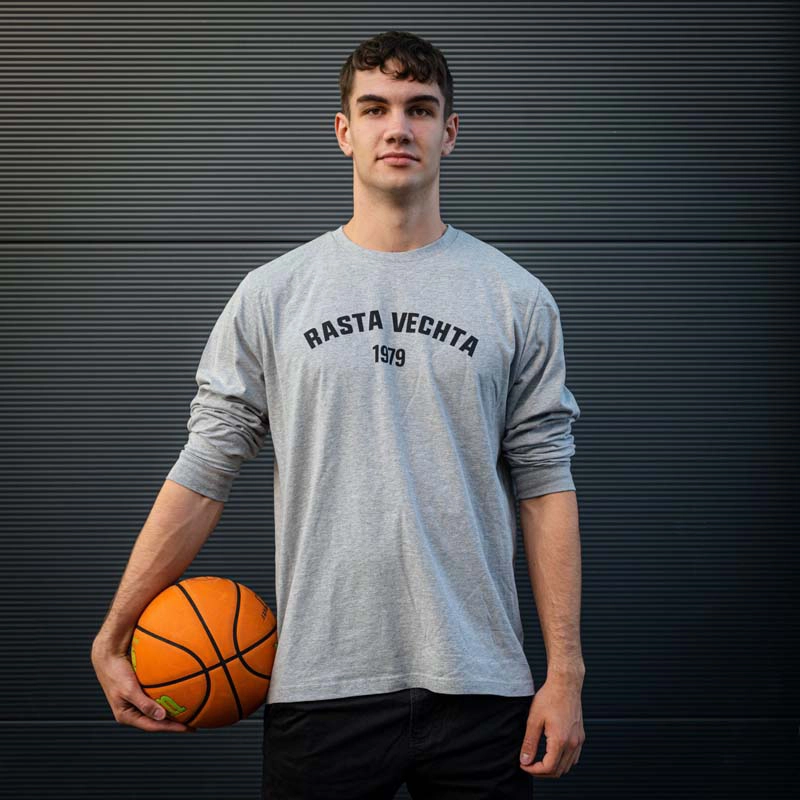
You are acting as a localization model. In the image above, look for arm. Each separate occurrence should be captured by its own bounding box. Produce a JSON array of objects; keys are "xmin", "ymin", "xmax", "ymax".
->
[
  {"xmin": 518, "ymin": 488, "xmax": 586, "ymax": 777},
  {"xmin": 90, "ymin": 479, "xmax": 222, "ymax": 734},
  {"xmin": 520, "ymin": 489, "xmax": 584, "ymax": 683},
  {"xmin": 91, "ymin": 271, "xmax": 268, "ymax": 733},
  {"xmin": 92, "ymin": 478, "xmax": 224, "ymax": 655},
  {"xmin": 500, "ymin": 280, "xmax": 586, "ymax": 775}
]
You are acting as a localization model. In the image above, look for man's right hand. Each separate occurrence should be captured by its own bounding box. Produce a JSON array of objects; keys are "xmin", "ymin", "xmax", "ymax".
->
[{"xmin": 91, "ymin": 635, "xmax": 197, "ymax": 734}]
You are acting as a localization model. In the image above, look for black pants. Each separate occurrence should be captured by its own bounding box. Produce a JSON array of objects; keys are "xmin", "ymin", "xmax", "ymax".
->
[{"xmin": 262, "ymin": 686, "xmax": 534, "ymax": 799}]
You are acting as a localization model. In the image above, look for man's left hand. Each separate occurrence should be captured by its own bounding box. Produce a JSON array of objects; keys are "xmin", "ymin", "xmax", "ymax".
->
[{"xmin": 518, "ymin": 676, "xmax": 585, "ymax": 778}]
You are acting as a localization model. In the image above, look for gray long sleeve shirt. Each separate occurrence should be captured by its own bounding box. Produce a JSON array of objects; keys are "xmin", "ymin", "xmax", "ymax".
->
[{"xmin": 166, "ymin": 223, "xmax": 581, "ymax": 703}]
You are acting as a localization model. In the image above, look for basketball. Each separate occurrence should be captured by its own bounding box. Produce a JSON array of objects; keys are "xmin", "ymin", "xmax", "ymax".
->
[{"xmin": 128, "ymin": 576, "xmax": 278, "ymax": 729}]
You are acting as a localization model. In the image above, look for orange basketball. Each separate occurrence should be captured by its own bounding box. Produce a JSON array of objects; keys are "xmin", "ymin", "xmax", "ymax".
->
[{"xmin": 129, "ymin": 576, "xmax": 278, "ymax": 729}]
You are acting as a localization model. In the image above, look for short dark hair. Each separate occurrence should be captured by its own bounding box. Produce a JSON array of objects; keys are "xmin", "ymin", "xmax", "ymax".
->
[{"xmin": 339, "ymin": 31, "xmax": 454, "ymax": 123}]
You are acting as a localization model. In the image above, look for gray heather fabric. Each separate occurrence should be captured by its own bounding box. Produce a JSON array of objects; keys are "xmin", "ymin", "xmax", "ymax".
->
[{"xmin": 166, "ymin": 223, "xmax": 581, "ymax": 703}]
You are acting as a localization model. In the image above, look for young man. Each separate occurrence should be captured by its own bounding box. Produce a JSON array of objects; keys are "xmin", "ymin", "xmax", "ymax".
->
[{"xmin": 92, "ymin": 30, "xmax": 585, "ymax": 800}]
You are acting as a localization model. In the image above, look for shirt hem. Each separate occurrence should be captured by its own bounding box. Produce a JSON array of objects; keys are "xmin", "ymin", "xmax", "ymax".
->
[{"xmin": 267, "ymin": 670, "xmax": 535, "ymax": 704}]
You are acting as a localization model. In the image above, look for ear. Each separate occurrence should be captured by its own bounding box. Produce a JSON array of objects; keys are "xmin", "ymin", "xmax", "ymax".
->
[
  {"xmin": 334, "ymin": 112, "xmax": 353, "ymax": 158},
  {"xmin": 333, "ymin": 111, "xmax": 353, "ymax": 158},
  {"xmin": 441, "ymin": 112, "xmax": 459, "ymax": 157}
]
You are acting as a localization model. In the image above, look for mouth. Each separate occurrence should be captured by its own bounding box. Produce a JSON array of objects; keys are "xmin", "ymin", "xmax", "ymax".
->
[{"xmin": 379, "ymin": 155, "xmax": 418, "ymax": 165}]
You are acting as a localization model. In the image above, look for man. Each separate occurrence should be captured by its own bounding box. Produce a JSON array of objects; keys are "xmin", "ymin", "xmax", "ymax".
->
[{"xmin": 91, "ymin": 29, "xmax": 585, "ymax": 799}]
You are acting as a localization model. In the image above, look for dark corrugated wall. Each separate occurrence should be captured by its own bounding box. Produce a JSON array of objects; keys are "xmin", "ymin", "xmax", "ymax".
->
[{"xmin": 1, "ymin": 3, "xmax": 798, "ymax": 798}]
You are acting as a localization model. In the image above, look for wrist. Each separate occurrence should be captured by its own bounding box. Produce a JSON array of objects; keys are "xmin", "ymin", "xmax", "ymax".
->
[
  {"xmin": 92, "ymin": 626, "xmax": 134, "ymax": 658},
  {"xmin": 546, "ymin": 660, "xmax": 586, "ymax": 684}
]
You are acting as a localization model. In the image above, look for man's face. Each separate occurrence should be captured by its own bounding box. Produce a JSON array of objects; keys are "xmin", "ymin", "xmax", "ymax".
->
[{"xmin": 335, "ymin": 59, "xmax": 457, "ymax": 199}]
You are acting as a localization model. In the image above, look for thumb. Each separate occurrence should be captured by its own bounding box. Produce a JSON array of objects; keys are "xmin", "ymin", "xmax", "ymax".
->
[
  {"xmin": 520, "ymin": 717, "xmax": 542, "ymax": 765},
  {"xmin": 146, "ymin": 699, "xmax": 166, "ymax": 720}
]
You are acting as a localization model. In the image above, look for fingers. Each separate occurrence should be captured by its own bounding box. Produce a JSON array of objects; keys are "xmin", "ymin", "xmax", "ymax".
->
[
  {"xmin": 521, "ymin": 733, "xmax": 584, "ymax": 778},
  {"xmin": 564, "ymin": 742, "xmax": 582, "ymax": 772},
  {"xmin": 528, "ymin": 735, "xmax": 564, "ymax": 778},
  {"xmin": 552, "ymin": 740, "xmax": 574, "ymax": 776},
  {"xmin": 114, "ymin": 696, "xmax": 197, "ymax": 734}
]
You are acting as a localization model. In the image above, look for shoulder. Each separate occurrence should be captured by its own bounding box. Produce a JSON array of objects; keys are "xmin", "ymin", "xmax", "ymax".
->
[
  {"xmin": 244, "ymin": 229, "xmax": 332, "ymax": 294},
  {"xmin": 455, "ymin": 226, "xmax": 545, "ymax": 307}
]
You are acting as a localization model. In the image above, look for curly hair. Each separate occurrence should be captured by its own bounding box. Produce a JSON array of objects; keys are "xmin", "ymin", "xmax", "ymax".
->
[{"xmin": 339, "ymin": 30, "xmax": 454, "ymax": 123}]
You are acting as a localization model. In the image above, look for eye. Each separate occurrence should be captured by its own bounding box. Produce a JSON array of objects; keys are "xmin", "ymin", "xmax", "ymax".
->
[{"xmin": 364, "ymin": 107, "xmax": 432, "ymax": 116}]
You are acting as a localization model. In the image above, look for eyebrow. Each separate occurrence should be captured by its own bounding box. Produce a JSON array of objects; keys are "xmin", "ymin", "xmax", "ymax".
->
[{"xmin": 355, "ymin": 93, "xmax": 440, "ymax": 107}]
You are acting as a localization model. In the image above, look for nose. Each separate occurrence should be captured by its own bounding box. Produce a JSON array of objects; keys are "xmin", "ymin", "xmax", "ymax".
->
[{"xmin": 382, "ymin": 110, "xmax": 414, "ymax": 143}]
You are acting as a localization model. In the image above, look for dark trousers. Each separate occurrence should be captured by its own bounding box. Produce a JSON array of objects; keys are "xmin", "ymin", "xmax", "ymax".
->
[{"xmin": 262, "ymin": 686, "xmax": 534, "ymax": 799}]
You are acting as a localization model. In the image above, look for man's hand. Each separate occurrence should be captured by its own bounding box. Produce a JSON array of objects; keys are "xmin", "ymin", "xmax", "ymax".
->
[
  {"xmin": 91, "ymin": 634, "xmax": 197, "ymax": 734},
  {"xmin": 518, "ymin": 675, "xmax": 585, "ymax": 778}
]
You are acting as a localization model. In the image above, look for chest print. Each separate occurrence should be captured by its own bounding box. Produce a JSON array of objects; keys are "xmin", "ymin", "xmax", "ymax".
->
[{"xmin": 302, "ymin": 308, "xmax": 480, "ymax": 357}]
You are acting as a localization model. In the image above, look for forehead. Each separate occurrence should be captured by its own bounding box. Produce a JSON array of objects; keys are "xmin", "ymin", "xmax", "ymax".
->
[{"xmin": 351, "ymin": 63, "xmax": 442, "ymax": 103}]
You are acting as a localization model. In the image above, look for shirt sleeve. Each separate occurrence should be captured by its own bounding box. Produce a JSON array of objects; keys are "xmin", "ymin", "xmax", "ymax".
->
[
  {"xmin": 166, "ymin": 272, "xmax": 270, "ymax": 503},
  {"xmin": 501, "ymin": 280, "xmax": 581, "ymax": 500}
]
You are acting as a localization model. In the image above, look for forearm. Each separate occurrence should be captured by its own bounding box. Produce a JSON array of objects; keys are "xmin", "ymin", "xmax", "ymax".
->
[
  {"xmin": 92, "ymin": 479, "xmax": 224, "ymax": 655},
  {"xmin": 520, "ymin": 489, "xmax": 585, "ymax": 683}
]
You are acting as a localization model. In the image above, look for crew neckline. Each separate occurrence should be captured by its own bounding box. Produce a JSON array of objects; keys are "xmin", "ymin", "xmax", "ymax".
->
[{"xmin": 330, "ymin": 223, "xmax": 459, "ymax": 264}]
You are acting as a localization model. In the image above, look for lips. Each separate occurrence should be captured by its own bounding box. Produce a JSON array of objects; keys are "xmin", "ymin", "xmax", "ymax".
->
[{"xmin": 379, "ymin": 153, "xmax": 418, "ymax": 160}]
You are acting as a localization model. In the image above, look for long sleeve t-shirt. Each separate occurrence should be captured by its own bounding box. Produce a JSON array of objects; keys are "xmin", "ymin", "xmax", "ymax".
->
[{"xmin": 166, "ymin": 222, "xmax": 581, "ymax": 703}]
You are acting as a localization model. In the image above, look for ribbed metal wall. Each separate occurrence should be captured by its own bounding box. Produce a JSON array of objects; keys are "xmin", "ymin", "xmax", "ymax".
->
[{"xmin": 1, "ymin": 3, "xmax": 798, "ymax": 798}]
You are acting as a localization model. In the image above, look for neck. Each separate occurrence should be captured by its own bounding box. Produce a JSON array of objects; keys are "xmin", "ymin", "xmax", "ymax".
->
[{"xmin": 344, "ymin": 184, "xmax": 445, "ymax": 252}]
